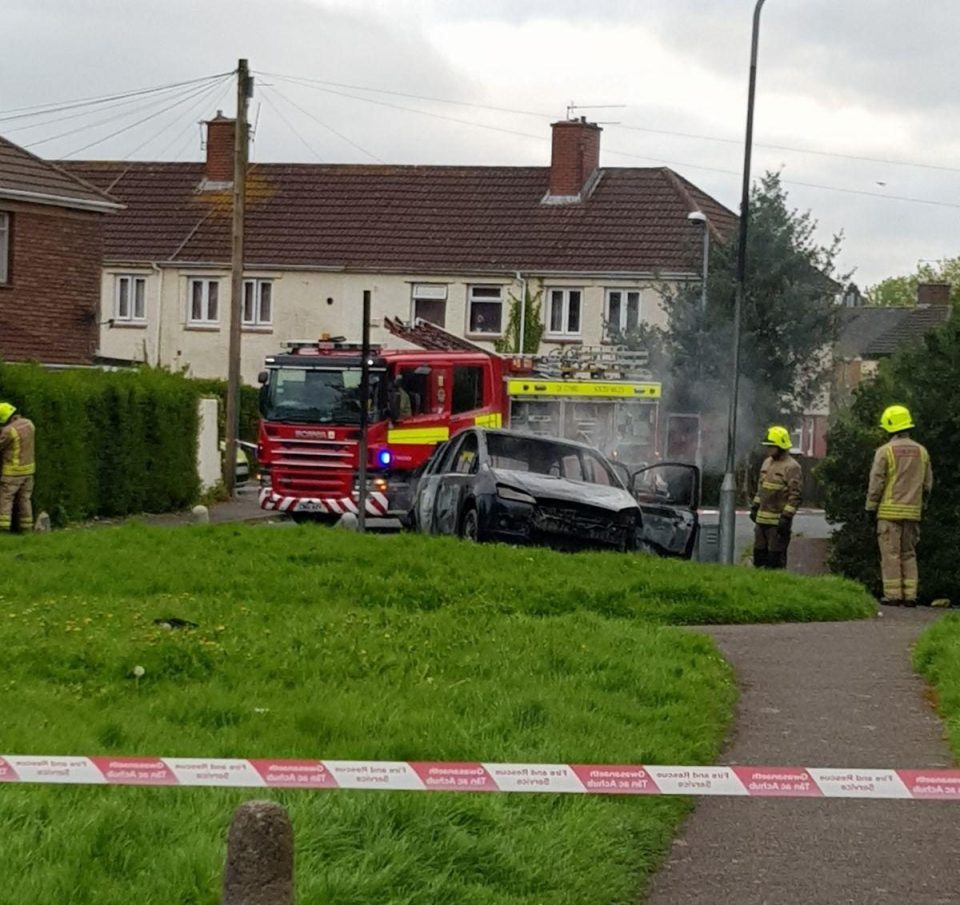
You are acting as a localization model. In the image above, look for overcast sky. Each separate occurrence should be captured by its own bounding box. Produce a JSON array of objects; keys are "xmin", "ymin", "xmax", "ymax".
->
[{"xmin": 3, "ymin": 0, "xmax": 959, "ymax": 288}]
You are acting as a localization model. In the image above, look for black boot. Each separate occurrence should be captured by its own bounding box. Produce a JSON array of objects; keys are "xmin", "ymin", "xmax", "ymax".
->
[
  {"xmin": 753, "ymin": 549, "xmax": 769, "ymax": 569},
  {"xmin": 769, "ymin": 551, "xmax": 787, "ymax": 570}
]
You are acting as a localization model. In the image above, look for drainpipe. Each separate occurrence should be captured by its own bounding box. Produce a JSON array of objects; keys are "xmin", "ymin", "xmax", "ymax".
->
[
  {"xmin": 152, "ymin": 263, "xmax": 165, "ymax": 367},
  {"xmin": 516, "ymin": 271, "xmax": 527, "ymax": 353}
]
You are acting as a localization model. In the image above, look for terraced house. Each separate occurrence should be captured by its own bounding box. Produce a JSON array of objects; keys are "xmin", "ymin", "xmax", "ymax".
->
[{"xmin": 62, "ymin": 116, "xmax": 736, "ymax": 384}]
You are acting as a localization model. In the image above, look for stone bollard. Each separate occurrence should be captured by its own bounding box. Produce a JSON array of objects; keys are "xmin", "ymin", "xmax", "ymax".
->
[
  {"xmin": 336, "ymin": 512, "xmax": 359, "ymax": 531},
  {"xmin": 191, "ymin": 504, "xmax": 210, "ymax": 524},
  {"xmin": 222, "ymin": 800, "xmax": 294, "ymax": 905}
]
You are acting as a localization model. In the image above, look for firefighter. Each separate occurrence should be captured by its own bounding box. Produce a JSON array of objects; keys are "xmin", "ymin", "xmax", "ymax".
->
[
  {"xmin": 749, "ymin": 425, "xmax": 802, "ymax": 569},
  {"xmin": 0, "ymin": 402, "xmax": 35, "ymax": 533},
  {"xmin": 866, "ymin": 405, "xmax": 932, "ymax": 607}
]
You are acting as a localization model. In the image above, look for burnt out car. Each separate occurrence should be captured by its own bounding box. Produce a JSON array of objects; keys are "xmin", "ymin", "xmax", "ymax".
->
[{"xmin": 412, "ymin": 428, "xmax": 700, "ymax": 556}]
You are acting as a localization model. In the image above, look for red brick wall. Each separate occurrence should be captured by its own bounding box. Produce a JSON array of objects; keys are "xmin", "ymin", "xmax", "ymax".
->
[
  {"xmin": 917, "ymin": 282, "xmax": 951, "ymax": 307},
  {"xmin": 549, "ymin": 120, "xmax": 602, "ymax": 197},
  {"xmin": 0, "ymin": 202, "xmax": 103, "ymax": 364}
]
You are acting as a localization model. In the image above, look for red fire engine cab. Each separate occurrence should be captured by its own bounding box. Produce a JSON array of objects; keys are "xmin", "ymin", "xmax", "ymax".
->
[{"xmin": 256, "ymin": 319, "xmax": 661, "ymax": 518}]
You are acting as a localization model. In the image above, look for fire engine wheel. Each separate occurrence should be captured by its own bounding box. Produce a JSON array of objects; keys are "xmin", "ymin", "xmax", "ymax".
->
[{"xmin": 459, "ymin": 506, "xmax": 481, "ymax": 542}]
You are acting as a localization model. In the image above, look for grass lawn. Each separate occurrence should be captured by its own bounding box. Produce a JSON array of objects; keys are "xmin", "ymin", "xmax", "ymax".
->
[
  {"xmin": 914, "ymin": 614, "xmax": 960, "ymax": 756},
  {"xmin": 0, "ymin": 525, "xmax": 874, "ymax": 904}
]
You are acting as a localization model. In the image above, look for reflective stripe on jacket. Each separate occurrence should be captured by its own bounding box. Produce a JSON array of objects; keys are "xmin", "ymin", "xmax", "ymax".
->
[
  {"xmin": 865, "ymin": 436, "xmax": 932, "ymax": 521},
  {"xmin": 0, "ymin": 417, "xmax": 35, "ymax": 478},
  {"xmin": 753, "ymin": 453, "xmax": 803, "ymax": 525}
]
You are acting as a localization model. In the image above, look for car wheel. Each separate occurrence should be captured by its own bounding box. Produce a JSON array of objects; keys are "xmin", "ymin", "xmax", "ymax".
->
[{"xmin": 460, "ymin": 506, "xmax": 481, "ymax": 542}]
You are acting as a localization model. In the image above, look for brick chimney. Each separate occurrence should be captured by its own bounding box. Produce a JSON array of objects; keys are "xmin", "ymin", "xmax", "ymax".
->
[
  {"xmin": 204, "ymin": 111, "xmax": 235, "ymax": 184},
  {"xmin": 917, "ymin": 281, "xmax": 951, "ymax": 307},
  {"xmin": 545, "ymin": 118, "xmax": 602, "ymax": 202}
]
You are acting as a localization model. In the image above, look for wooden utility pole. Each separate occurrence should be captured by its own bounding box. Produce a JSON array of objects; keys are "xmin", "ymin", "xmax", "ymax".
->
[
  {"xmin": 224, "ymin": 58, "xmax": 252, "ymax": 496},
  {"xmin": 357, "ymin": 289, "xmax": 372, "ymax": 532}
]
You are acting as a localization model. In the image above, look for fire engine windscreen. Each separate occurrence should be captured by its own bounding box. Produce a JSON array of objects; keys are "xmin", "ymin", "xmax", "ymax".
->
[{"xmin": 261, "ymin": 368, "xmax": 385, "ymax": 424}]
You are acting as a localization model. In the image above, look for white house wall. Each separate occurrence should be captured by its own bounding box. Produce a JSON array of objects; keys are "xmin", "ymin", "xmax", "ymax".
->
[{"xmin": 97, "ymin": 267, "xmax": 676, "ymax": 385}]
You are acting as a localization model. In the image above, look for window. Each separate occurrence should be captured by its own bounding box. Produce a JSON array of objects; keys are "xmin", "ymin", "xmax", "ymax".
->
[
  {"xmin": 188, "ymin": 278, "xmax": 220, "ymax": 325},
  {"xmin": 452, "ymin": 432, "xmax": 479, "ymax": 474},
  {"xmin": 392, "ymin": 367, "xmax": 430, "ymax": 419},
  {"xmin": 243, "ymin": 279, "xmax": 273, "ymax": 327},
  {"xmin": 452, "ymin": 366, "xmax": 484, "ymax": 414},
  {"xmin": 546, "ymin": 288, "xmax": 582, "ymax": 337},
  {"xmin": 0, "ymin": 212, "xmax": 9, "ymax": 285},
  {"xmin": 411, "ymin": 283, "xmax": 447, "ymax": 327},
  {"xmin": 114, "ymin": 275, "xmax": 147, "ymax": 321},
  {"xmin": 606, "ymin": 289, "xmax": 641, "ymax": 336},
  {"xmin": 467, "ymin": 285, "xmax": 503, "ymax": 335}
]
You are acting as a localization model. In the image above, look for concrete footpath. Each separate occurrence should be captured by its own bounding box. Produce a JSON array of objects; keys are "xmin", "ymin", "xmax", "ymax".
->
[{"xmin": 646, "ymin": 607, "xmax": 960, "ymax": 905}]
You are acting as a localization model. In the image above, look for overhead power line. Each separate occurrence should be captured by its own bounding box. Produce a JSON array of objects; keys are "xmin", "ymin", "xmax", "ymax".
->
[
  {"xmin": 262, "ymin": 84, "xmax": 384, "ymax": 163},
  {"xmin": 259, "ymin": 88, "xmax": 326, "ymax": 162},
  {"xmin": 259, "ymin": 75, "xmax": 960, "ymax": 212},
  {"xmin": 262, "ymin": 70, "xmax": 960, "ymax": 178},
  {"xmin": 0, "ymin": 72, "xmax": 230, "ymax": 124},
  {"xmin": 26, "ymin": 79, "xmax": 225, "ymax": 152},
  {"xmin": 54, "ymin": 81, "xmax": 229, "ymax": 159},
  {"xmin": 257, "ymin": 71, "xmax": 551, "ymax": 120}
]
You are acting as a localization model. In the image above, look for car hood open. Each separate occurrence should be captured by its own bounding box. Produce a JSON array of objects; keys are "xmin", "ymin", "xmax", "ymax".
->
[{"xmin": 494, "ymin": 469, "xmax": 638, "ymax": 512}]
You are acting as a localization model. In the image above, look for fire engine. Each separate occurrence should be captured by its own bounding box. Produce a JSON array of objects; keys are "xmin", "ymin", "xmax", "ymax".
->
[{"xmin": 256, "ymin": 319, "xmax": 662, "ymax": 518}]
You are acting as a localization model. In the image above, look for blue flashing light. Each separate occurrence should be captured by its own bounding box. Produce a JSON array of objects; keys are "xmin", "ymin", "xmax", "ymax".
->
[{"xmin": 377, "ymin": 449, "xmax": 393, "ymax": 468}]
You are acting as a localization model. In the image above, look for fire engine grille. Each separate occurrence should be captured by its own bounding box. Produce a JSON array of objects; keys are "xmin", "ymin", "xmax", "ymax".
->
[{"xmin": 271, "ymin": 438, "xmax": 357, "ymax": 496}]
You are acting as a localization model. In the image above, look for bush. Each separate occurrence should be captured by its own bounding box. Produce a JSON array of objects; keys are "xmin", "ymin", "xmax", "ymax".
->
[
  {"xmin": 819, "ymin": 313, "xmax": 960, "ymax": 601},
  {"xmin": 0, "ymin": 363, "xmax": 200, "ymax": 524}
]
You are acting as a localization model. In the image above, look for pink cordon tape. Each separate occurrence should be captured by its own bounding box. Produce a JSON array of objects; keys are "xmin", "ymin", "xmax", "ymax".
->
[{"xmin": 3, "ymin": 757, "xmax": 960, "ymax": 799}]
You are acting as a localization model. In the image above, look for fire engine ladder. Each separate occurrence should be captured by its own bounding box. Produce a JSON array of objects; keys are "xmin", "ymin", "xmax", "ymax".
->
[
  {"xmin": 530, "ymin": 346, "xmax": 653, "ymax": 381},
  {"xmin": 383, "ymin": 317, "xmax": 492, "ymax": 354},
  {"xmin": 383, "ymin": 318, "xmax": 653, "ymax": 381}
]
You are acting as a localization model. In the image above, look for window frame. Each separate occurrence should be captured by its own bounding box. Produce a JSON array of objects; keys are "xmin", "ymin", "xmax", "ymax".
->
[
  {"xmin": 187, "ymin": 277, "xmax": 221, "ymax": 327},
  {"xmin": 114, "ymin": 274, "xmax": 148, "ymax": 323},
  {"xmin": 466, "ymin": 284, "xmax": 505, "ymax": 337},
  {"xmin": 545, "ymin": 287, "xmax": 584, "ymax": 338},
  {"xmin": 243, "ymin": 278, "xmax": 273, "ymax": 328},
  {"xmin": 605, "ymin": 288, "xmax": 642, "ymax": 337},
  {"xmin": 410, "ymin": 283, "xmax": 448, "ymax": 327}
]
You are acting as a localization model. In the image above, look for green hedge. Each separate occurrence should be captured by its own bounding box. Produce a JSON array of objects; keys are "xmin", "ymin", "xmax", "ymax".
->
[{"xmin": 0, "ymin": 363, "xmax": 200, "ymax": 525}]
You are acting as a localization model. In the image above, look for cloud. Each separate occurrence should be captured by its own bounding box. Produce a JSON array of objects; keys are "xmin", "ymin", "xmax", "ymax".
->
[{"xmin": 2, "ymin": 0, "xmax": 958, "ymax": 286}]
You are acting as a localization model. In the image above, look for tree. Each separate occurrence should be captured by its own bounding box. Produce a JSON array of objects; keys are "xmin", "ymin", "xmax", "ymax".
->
[
  {"xmin": 619, "ymin": 171, "xmax": 846, "ymax": 467},
  {"xmin": 819, "ymin": 314, "xmax": 960, "ymax": 601},
  {"xmin": 494, "ymin": 281, "xmax": 545, "ymax": 354},
  {"xmin": 865, "ymin": 257, "xmax": 960, "ymax": 307}
]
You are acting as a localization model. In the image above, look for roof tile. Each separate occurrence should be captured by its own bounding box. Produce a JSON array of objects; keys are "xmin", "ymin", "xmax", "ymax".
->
[{"xmin": 59, "ymin": 161, "xmax": 736, "ymax": 273}]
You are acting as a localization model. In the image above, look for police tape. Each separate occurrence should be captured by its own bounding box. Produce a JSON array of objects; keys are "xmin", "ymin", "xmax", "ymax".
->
[{"xmin": 3, "ymin": 756, "xmax": 960, "ymax": 799}]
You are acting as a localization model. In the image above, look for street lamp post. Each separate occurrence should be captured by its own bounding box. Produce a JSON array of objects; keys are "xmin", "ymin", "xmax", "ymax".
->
[
  {"xmin": 687, "ymin": 210, "xmax": 709, "ymax": 474},
  {"xmin": 686, "ymin": 210, "xmax": 709, "ymax": 313},
  {"xmin": 719, "ymin": 0, "xmax": 768, "ymax": 565}
]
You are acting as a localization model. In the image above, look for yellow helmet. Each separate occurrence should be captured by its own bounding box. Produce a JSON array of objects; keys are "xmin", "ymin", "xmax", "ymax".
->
[
  {"xmin": 0, "ymin": 402, "xmax": 16, "ymax": 426},
  {"xmin": 880, "ymin": 404, "xmax": 914, "ymax": 434},
  {"xmin": 762, "ymin": 425, "xmax": 792, "ymax": 451}
]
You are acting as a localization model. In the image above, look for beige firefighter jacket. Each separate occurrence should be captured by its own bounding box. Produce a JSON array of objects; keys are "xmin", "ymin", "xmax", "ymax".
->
[
  {"xmin": 865, "ymin": 436, "xmax": 932, "ymax": 521},
  {"xmin": 753, "ymin": 453, "xmax": 803, "ymax": 526},
  {"xmin": 0, "ymin": 417, "xmax": 35, "ymax": 479}
]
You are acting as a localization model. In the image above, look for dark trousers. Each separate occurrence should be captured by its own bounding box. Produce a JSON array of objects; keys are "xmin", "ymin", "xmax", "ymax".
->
[{"xmin": 754, "ymin": 523, "xmax": 790, "ymax": 569}]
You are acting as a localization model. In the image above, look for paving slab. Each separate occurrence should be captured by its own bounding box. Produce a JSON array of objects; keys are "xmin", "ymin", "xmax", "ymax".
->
[{"xmin": 646, "ymin": 607, "xmax": 960, "ymax": 905}]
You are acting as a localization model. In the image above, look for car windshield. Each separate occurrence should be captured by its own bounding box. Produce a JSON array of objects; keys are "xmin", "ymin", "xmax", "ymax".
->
[
  {"xmin": 486, "ymin": 433, "xmax": 618, "ymax": 486},
  {"xmin": 261, "ymin": 367, "xmax": 384, "ymax": 424}
]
